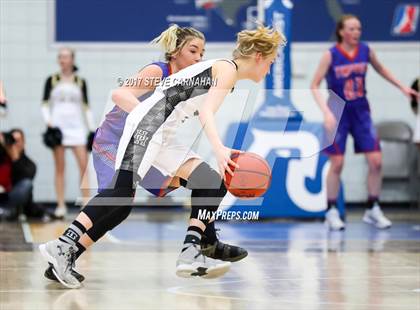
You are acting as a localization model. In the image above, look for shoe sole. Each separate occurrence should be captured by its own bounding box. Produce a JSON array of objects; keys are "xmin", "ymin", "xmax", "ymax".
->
[
  {"xmin": 363, "ymin": 216, "xmax": 391, "ymax": 229},
  {"xmin": 201, "ymin": 262, "xmax": 231, "ymax": 279},
  {"xmin": 324, "ymin": 221, "xmax": 345, "ymax": 231},
  {"xmin": 39, "ymin": 244, "xmax": 81, "ymax": 289},
  {"xmin": 176, "ymin": 262, "xmax": 231, "ymax": 279},
  {"xmin": 44, "ymin": 263, "xmax": 58, "ymax": 282},
  {"xmin": 45, "ymin": 263, "xmax": 85, "ymax": 283}
]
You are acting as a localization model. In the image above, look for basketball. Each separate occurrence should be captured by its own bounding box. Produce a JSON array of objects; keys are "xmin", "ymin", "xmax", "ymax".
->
[{"xmin": 224, "ymin": 152, "xmax": 272, "ymax": 198}]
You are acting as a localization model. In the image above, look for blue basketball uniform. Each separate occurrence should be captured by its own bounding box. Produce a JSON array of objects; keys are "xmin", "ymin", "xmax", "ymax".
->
[{"xmin": 324, "ymin": 42, "xmax": 380, "ymax": 155}]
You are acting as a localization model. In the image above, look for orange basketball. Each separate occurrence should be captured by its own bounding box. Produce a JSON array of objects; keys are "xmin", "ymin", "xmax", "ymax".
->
[{"xmin": 224, "ymin": 152, "xmax": 272, "ymax": 199}]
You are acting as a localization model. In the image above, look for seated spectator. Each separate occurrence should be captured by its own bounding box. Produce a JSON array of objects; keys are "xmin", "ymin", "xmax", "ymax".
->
[
  {"xmin": 0, "ymin": 80, "xmax": 7, "ymax": 116},
  {"xmin": 0, "ymin": 129, "xmax": 46, "ymax": 220},
  {"xmin": 411, "ymin": 77, "xmax": 420, "ymax": 151}
]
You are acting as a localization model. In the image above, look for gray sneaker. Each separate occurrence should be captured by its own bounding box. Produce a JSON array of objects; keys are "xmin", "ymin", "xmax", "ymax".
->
[
  {"xmin": 39, "ymin": 240, "xmax": 81, "ymax": 289},
  {"xmin": 176, "ymin": 244, "xmax": 231, "ymax": 279}
]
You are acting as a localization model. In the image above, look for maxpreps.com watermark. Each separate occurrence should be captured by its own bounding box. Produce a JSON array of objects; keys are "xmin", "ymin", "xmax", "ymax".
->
[{"xmin": 198, "ymin": 210, "xmax": 260, "ymax": 221}]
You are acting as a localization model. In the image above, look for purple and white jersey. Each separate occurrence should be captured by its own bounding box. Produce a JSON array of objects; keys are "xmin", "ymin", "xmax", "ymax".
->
[{"xmin": 92, "ymin": 62, "xmax": 171, "ymax": 191}]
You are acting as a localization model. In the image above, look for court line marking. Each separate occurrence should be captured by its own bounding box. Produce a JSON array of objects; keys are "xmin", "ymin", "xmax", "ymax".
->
[
  {"xmin": 21, "ymin": 222, "xmax": 33, "ymax": 244},
  {"xmin": 2, "ymin": 266, "xmax": 419, "ymax": 271},
  {"xmin": 167, "ymin": 275, "xmax": 420, "ymax": 307},
  {"xmin": 0, "ymin": 288, "xmax": 417, "ymax": 294},
  {"xmin": 0, "ymin": 265, "xmax": 420, "ymax": 272}
]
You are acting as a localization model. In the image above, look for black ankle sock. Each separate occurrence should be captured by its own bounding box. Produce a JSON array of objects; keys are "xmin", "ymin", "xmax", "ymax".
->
[
  {"xmin": 203, "ymin": 222, "xmax": 217, "ymax": 244},
  {"xmin": 327, "ymin": 200, "xmax": 337, "ymax": 211},
  {"xmin": 59, "ymin": 220, "xmax": 87, "ymax": 245},
  {"xmin": 75, "ymin": 242, "xmax": 86, "ymax": 259},
  {"xmin": 367, "ymin": 196, "xmax": 379, "ymax": 209},
  {"xmin": 182, "ymin": 226, "xmax": 203, "ymax": 252}
]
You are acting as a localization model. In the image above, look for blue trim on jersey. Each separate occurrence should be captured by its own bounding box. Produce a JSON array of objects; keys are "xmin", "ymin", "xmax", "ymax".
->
[{"xmin": 151, "ymin": 62, "xmax": 170, "ymax": 78}]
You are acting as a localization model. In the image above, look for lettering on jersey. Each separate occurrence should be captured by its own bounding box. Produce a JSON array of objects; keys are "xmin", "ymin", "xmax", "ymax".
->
[
  {"xmin": 334, "ymin": 62, "xmax": 368, "ymax": 79},
  {"xmin": 133, "ymin": 129, "xmax": 150, "ymax": 147}
]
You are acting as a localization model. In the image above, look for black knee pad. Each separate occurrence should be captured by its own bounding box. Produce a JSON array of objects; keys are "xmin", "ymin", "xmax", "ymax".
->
[
  {"xmin": 182, "ymin": 162, "xmax": 224, "ymax": 190},
  {"xmin": 82, "ymin": 169, "xmax": 136, "ymax": 224},
  {"xmin": 185, "ymin": 162, "xmax": 227, "ymax": 224},
  {"xmin": 86, "ymin": 204, "xmax": 133, "ymax": 242}
]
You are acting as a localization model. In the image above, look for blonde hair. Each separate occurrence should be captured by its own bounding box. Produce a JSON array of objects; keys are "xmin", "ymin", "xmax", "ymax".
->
[
  {"xmin": 233, "ymin": 25, "xmax": 286, "ymax": 59},
  {"xmin": 151, "ymin": 24, "xmax": 205, "ymax": 61}
]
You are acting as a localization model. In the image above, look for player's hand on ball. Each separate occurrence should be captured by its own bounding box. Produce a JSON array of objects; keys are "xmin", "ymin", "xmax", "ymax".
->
[{"xmin": 215, "ymin": 146, "xmax": 240, "ymax": 181}]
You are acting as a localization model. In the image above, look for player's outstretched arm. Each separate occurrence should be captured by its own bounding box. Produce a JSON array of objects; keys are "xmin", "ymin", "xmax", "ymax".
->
[{"xmin": 369, "ymin": 49, "xmax": 419, "ymax": 99}]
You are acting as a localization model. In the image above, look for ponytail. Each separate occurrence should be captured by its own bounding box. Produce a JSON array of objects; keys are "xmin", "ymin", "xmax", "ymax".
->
[{"xmin": 151, "ymin": 24, "xmax": 205, "ymax": 61}]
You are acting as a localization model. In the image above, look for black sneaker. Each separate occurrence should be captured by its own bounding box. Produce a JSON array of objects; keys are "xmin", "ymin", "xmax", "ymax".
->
[
  {"xmin": 44, "ymin": 263, "xmax": 85, "ymax": 283},
  {"xmin": 201, "ymin": 240, "xmax": 248, "ymax": 262}
]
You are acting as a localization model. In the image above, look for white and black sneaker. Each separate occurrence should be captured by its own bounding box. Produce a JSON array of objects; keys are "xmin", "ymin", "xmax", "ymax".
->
[
  {"xmin": 363, "ymin": 204, "xmax": 392, "ymax": 229},
  {"xmin": 39, "ymin": 240, "xmax": 81, "ymax": 289},
  {"xmin": 44, "ymin": 263, "xmax": 85, "ymax": 283},
  {"xmin": 176, "ymin": 244, "xmax": 231, "ymax": 279},
  {"xmin": 324, "ymin": 208, "xmax": 345, "ymax": 231}
]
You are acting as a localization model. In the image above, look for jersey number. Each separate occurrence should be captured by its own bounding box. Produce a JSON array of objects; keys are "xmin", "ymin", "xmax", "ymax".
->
[{"xmin": 344, "ymin": 77, "xmax": 364, "ymax": 101}]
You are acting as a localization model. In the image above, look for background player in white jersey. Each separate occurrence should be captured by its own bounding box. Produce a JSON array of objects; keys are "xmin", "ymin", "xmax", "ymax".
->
[
  {"xmin": 41, "ymin": 48, "xmax": 95, "ymax": 218},
  {"xmin": 39, "ymin": 25, "xmax": 286, "ymax": 288}
]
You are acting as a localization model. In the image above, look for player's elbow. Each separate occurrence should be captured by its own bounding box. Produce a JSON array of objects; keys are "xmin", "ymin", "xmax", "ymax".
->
[
  {"xmin": 310, "ymin": 78, "xmax": 321, "ymax": 90},
  {"xmin": 111, "ymin": 89, "xmax": 130, "ymax": 110},
  {"xmin": 111, "ymin": 89, "xmax": 123, "ymax": 104}
]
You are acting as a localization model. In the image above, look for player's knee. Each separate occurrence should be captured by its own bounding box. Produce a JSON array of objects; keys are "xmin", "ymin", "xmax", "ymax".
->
[
  {"xmin": 368, "ymin": 157, "xmax": 382, "ymax": 172},
  {"xmin": 183, "ymin": 162, "xmax": 227, "ymax": 224},
  {"xmin": 85, "ymin": 205, "xmax": 133, "ymax": 241},
  {"xmin": 82, "ymin": 185, "xmax": 135, "ymax": 223},
  {"xmin": 102, "ymin": 205, "xmax": 133, "ymax": 231},
  {"xmin": 182, "ymin": 162, "xmax": 224, "ymax": 190},
  {"xmin": 113, "ymin": 205, "xmax": 133, "ymax": 226}
]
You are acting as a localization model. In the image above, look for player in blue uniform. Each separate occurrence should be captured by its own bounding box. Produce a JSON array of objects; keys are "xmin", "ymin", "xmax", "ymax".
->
[{"xmin": 311, "ymin": 15, "xmax": 418, "ymax": 230}]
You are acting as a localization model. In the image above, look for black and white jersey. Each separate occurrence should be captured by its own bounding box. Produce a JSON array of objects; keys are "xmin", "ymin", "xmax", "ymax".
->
[{"xmin": 115, "ymin": 58, "xmax": 237, "ymax": 177}]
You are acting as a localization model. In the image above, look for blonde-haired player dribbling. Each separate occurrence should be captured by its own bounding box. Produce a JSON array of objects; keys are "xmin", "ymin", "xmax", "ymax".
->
[{"xmin": 39, "ymin": 25, "xmax": 286, "ymax": 288}]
